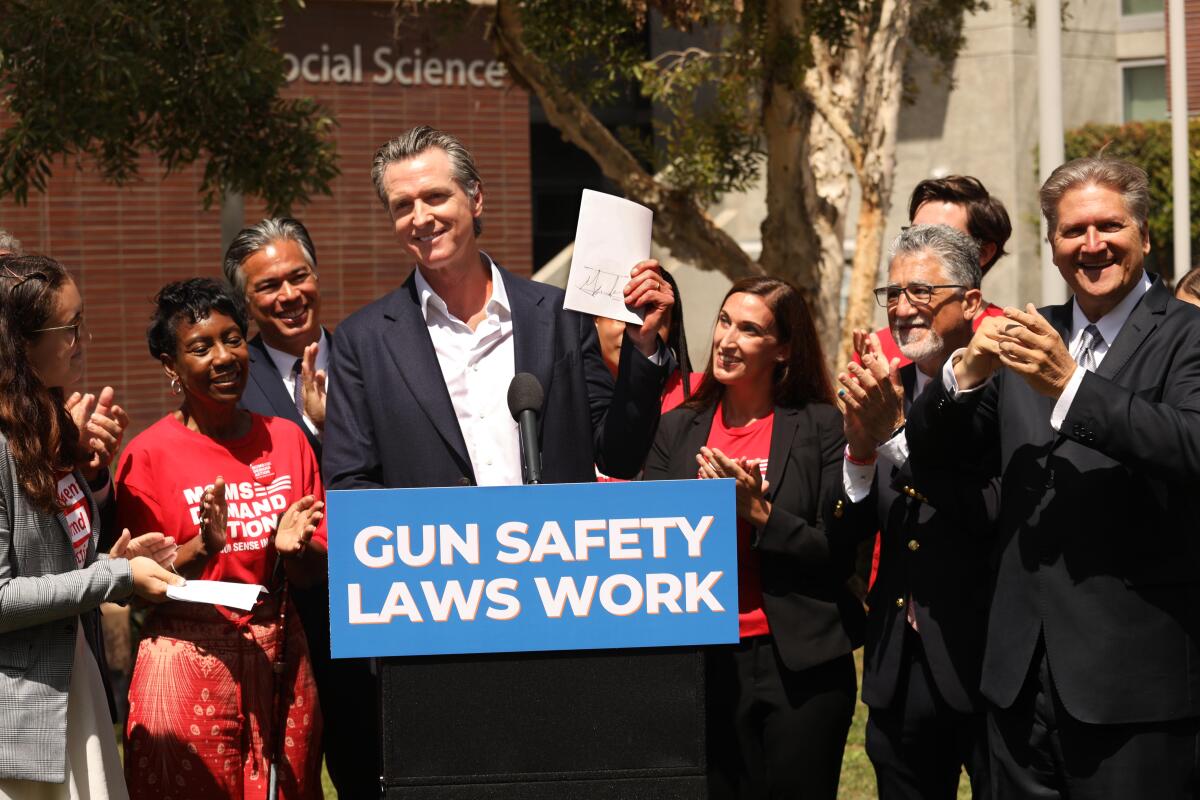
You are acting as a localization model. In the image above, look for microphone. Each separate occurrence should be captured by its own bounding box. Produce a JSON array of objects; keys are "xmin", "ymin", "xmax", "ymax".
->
[{"xmin": 507, "ymin": 373, "xmax": 545, "ymax": 485}]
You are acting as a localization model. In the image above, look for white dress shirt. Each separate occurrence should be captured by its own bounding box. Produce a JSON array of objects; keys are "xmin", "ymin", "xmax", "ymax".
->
[
  {"xmin": 938, "ymin": 272, "xmax": 1153, "ymax": 434},
  {"xmin": 414, "ymin": 255, "xmax": 521, "ymax": 487},
  {"xmin": 262, "ymin": 328, "xmax": 330, "ymax": 436}
]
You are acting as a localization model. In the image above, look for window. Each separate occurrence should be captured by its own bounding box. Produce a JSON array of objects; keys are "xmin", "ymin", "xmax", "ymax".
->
[
  {"xmin": 1122, "ymin": 62, "xmax": 1168, "ymax": 121},
  {"xmin": 1121, "ymin": 0, "xmax": 1161, "ymax": 15}
]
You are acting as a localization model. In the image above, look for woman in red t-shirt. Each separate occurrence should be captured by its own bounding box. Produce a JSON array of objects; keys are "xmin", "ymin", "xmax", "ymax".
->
[
  {"xmin": 644, "ymin": 276, "xmax": 864, "ymax": 799},
  {"xmin": 115, "ymin": 279, "xmax": 326, "ymax": 799}
]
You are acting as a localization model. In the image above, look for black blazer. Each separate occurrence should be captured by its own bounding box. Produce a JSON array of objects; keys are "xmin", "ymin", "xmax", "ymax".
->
[
  {"xmin": 831, "ymin": 364, "xmax": 998, "ymax": 714},
  {"xmin": 907, "ymin": 276, "xmax": 1200, "ymax": 725},
  {"xmin": 240, "ymin": 332, "xmax": 326, "ymax": 463},
  {"xmin": 643, "ymin": 401, "xmax": 865, "ymax": 672},
  {"xmin": 323, "ymin": 264, "xmax": 667, "ymax": 491}
]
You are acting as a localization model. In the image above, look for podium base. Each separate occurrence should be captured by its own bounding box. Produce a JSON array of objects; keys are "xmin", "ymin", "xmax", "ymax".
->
[{"xmin": 383, "ymin": 776, "xmax": 707, "ymax": 799}]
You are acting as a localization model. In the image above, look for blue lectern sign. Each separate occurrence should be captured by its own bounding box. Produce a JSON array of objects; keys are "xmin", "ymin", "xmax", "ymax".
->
[{"xmin": 327, "ymin": 479, "xmax": 737, "ymax": 658}]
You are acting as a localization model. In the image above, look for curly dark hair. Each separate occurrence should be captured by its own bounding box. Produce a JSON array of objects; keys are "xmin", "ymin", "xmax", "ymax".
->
[
  {"xmin": 685, "ymin": 276, "xmax": 834, "ymax": 412},
  {"xmin": 147, "ymin": 278, "xmax": 248, "ymax": 360},
  {"xmin": 0, "ymin": 255, "xmax": 88, "ymax": 512}
]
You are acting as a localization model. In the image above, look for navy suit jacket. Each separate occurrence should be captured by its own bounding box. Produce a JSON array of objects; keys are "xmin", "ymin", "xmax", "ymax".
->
[
  {"xmin": 240, "ymin": 332, "xmax": 326, "ymax": 463},
  {"xmin": 908, "ymin": 276, "xmax": 1200, "ymax": 725},
  {"xmin": 323, "ymin": 264, "xmax": 667, "ymax": 491},
  {"xmin": 831, "ymin": 364, "xmax": 998, "ymax": 714}
]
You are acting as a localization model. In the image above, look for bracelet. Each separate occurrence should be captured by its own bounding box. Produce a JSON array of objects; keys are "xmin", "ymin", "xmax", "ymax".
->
[{"xmin": 844, "ymin": 444, "xmax": 877, "ymax": 466}]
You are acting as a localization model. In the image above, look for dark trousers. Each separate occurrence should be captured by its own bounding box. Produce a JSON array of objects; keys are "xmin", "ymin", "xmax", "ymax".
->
[
  {"xmin": 989, "ymin": 639, "xmax": 1200, "ymax": 799},
  {"xmin": 708, "ymin": 636, "xmax": 856, "ymax": 800},
  {"xmin": 294, "ymin": 583, "xmax": 381, "ymax": 798},
  {"xmin": 865, "ymin": 629, "xmax": 989, "ymax": 800}
]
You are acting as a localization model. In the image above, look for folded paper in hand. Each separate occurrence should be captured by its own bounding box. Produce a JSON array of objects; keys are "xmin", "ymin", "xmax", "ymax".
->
[{"xmin": 166, "ymin": 580, "xmax": 266, "ymax": 611}]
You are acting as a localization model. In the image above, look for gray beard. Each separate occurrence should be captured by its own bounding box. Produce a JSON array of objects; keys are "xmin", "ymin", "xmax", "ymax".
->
[{"xmin": 895, "ymin": 325, "xmax": 944, "ymax": 365}]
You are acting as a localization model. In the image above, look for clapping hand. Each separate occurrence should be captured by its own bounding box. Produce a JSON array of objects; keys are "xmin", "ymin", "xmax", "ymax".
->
[
  {"xmin": 109, "ymin": 529, "xmax": 178, "ymax": 568},
  {"xmin": 199, "ymin": 477, "xmax": 228, "ymax": 556},
  {"xmin": 67, "ymin": 386, "xmax": 130, "ymax": 482},
  {"xmin": 696, "ymin": 446, "xmax": 772, "ymax": 527},
  {"xmin": 275, "ymin": 495, "xmax": 324, "ymax": 558},
  {"xmin": 837, "ymin": 330, "xmax": 904, "ymax": 460},
  {"xmin": 994, "ymin": 304, "xmax": 1076, "ymax": 398}
]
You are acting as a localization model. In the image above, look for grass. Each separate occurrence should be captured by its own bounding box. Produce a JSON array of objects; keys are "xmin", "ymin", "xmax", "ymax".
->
[{"xmin": 838, "ymin": 650, "xmax": 971, "ymax": 799}]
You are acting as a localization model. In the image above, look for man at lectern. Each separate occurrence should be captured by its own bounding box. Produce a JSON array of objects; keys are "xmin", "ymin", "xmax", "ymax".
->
[{"xmin": 323, "ymin": 126, "xmax": 675, "ymax": 793}]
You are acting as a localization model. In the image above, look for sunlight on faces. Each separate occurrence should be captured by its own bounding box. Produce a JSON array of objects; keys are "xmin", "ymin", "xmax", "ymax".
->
[
  {"xmin": 242, "ymin": 239, "xmax": 321, "ymax": 355},
  {"xmin": 164, "ymin": 312, "xmax": 249, "ymax": 406},
  {"xmin": 382, "ymin": 148, "xmax": 482, "ymax": 274},
  {"xmin": 711, "ymin": 293, "xmax": 787, "ymax": 392},
  {"xmin": 28, "ymin": 279, "xmax": 85, "ymax": 390},
  {"xmin": 888, "ymin": 251, "xmax": 975, "ymax": 365},
  {"xmin": 1050, "ymin": 183, "xmax": 1149, "ymax": 321},
  {"xmin": 911, "ymin": 200, "xmax": 970, "ymax": 233}
]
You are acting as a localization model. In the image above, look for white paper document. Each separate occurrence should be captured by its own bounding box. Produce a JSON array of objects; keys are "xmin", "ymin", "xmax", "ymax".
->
[
  {"xmin": 166, "ymin": 580, "xmax": 266, "ymax": 611},
  {"xmin": 564, "ymin": 189, "xmax": 653, "ymax": 325}
]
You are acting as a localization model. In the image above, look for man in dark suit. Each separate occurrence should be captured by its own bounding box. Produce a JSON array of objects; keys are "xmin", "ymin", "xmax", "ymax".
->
[
  {"xmin": 223, "ymin": 218, "xmax": 378, "ymax": 798},
  {"xmin": 907, "ymin": 157, "xmax": 1200, "ymax": 797},
  {"xmin": 834, "ymin": 224, "xmax": 996, "ymax": 799},
  {"xmin": 323, "ymin": 126, "xmax": 672, "ymax": 795}
]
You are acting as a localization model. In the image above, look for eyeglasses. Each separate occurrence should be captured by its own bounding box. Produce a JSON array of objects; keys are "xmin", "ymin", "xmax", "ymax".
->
[
  {"xmin": 873, "ymin": 283, "xmax": 965, "ymax": 308},
  {"xmin": 32, "ymin": 318, "xmax": 86, "ymax": 347}
]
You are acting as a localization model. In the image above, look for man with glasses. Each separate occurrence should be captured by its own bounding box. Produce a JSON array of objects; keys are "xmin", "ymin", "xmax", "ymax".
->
[
  {"xmin": 832, "ymin": 224, "xmax": 996, "ymax": 799},
  {"xmin": 861, "ymin": 176, "xmax": 1012, "ymax": 369},
  {"xmin": 222, "ymin": 218, "xmax": 378, "ymax": 799}
]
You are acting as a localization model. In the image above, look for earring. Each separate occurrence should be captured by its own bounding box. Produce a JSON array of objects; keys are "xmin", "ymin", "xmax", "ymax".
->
[{"xmin": 170, "ymin": 377, "xmax": 182, "ymax": 396}]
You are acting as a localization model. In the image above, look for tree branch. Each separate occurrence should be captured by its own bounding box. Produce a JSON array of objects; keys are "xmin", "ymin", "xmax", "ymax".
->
[{"xmin": 491, "ymin": 0, "xmax": 760, "ymax": 278}]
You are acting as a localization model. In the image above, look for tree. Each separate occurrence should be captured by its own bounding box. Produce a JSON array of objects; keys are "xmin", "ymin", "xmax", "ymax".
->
[
  {"xmin": 0, "ymin": 0, "xmax": 338, "ymax": 214},
  {"xmin": 480, "ymin": 0, "xmax": 985, "ymax": 364}
]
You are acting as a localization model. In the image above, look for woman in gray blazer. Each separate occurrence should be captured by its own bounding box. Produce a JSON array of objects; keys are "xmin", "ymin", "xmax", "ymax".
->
[{"xmin": 0, "ymin": 255, "xmax": 181, "ymax": 797}]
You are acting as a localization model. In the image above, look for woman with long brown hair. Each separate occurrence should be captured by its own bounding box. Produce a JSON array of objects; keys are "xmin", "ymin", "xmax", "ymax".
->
[
  {"xmin": 0, "ymin": 255, "xmax": 181, "ymax": 799},
  {"xmin": 644, "ymin": 276, "xmax": 864, "ymax": 799}
]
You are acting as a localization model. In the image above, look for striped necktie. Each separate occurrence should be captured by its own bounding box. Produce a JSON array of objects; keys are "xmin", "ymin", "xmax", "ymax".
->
[{"xmin": 1076, "ymin": 324, "xmax": 1102, "ymax": 372}]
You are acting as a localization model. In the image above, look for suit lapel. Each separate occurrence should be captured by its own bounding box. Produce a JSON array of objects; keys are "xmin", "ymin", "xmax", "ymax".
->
[
  {"xmin": 900, "ymin": 363, "xmax": 917, "ymax": 416},
  {"xmin": 246, "ymin": 335, "xmax": 305, "ymax": 426},
  {"xmin": 506, "ymin": 269, "xmax": 555, "ymax": 405},
  {"xmin": 684, "ymin": 406, "xmax": 718, "ymax": 476},
  {"xmin": 382, "ymin": 278, "xmax": 472, "ymax": 469},
  {"xmin": 764, "ymin": 406, "xmax": 799, "ymax": 502},
  {"xmin": 1095, "ymin": 276, "xmax": 1167, "ymax": 382}
]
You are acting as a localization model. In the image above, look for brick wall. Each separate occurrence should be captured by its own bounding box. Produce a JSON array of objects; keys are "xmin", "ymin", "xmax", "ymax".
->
[{"xmin": 0, "ymin": 0, "xmax": 530, "ymax": 441}]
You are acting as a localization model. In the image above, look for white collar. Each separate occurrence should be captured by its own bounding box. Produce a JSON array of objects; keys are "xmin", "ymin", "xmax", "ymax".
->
[
  {"xmin": 1070, "ymin": 270, "xmax": 1153, "ymax": 346},
  {"xmin": 414, "ymin": 252, "xmax": 510, "ymax": 325},
  {"xmin": 262, "ymin": 328, "xmax": 328, "ymax": 380}
]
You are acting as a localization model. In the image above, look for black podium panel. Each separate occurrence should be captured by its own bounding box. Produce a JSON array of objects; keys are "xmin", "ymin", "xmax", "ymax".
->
[{"xmin": 380, "ymin": 648, "xmax": 708, "ymax": 798}]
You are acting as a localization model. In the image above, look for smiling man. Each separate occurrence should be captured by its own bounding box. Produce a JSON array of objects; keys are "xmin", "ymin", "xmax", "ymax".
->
[
  {"xmin": 222, "ymin": 218, "xmax": 380, "ymax": 798},
  {"xmin": 906, "ymin": 157, "xmax": 1200, "ymax": 797},
  {"xmin": 834, "ymin": 226, "xmax": 996, "ymax": 800},
  {"xmin": 322, "ymin": 126, "xmax": 674, "ymax": 796}
]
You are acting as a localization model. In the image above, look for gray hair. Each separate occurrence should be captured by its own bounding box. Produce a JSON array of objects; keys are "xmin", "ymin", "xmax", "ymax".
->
[
  {"xmin": 889, "ymin": 224, "xmax": 982, "ymax": 289},
  {"xmin": 1040, "ymin": 157, "xmax": 1150, "ymax": 235},
  {"xmin": 0, "ymin": 229, "xmax": 23, "ymax": 256},
  {"xmin": 222, "ymin": 218, "xmax": 317, "ymax": 295},
  {"xmin": 371, "ymin": 125, "xmax": 483, "ymax": 237}
]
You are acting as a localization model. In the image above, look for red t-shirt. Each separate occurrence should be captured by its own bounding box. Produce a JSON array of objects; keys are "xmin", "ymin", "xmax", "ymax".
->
[
  {"xmin": 705, "ymin": 405, "xmax": 773, "ymax": 639},
  {"xmin": 56, "ymin": 472, "xmax": 92, "ymax": 568},
  {"xmin": 115, "ymin": 413, "xmax": 326, "ymax": 615}
]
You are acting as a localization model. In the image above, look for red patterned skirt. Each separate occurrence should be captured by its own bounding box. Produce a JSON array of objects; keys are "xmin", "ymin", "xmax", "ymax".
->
[{"xmin": 124, "ymin": 596, "xmax": 323, "ymax": 799}]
